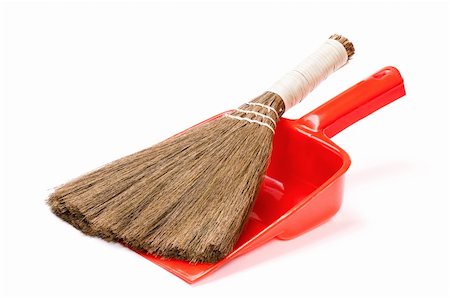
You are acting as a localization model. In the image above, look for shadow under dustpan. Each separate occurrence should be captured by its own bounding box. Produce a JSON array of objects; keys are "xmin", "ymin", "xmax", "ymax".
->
[{"xmin": 133, "ymin": 66, "xmax": 405, "ymax": 284}]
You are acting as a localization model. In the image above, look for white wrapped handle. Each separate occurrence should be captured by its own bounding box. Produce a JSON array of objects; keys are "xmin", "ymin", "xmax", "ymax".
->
[{"xmin": 268, "ymin": 39, "xmax": 349, "ymax": 110}]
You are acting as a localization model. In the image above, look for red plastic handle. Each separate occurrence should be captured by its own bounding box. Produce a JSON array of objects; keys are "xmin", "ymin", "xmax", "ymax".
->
[{"xmin": 298, "ymin": 66, "xmax": 406, "ymax": 138}]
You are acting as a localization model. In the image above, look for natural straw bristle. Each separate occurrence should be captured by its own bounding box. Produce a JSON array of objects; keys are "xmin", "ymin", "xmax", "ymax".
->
[
  {"xmin": 48, "ymin": 92, "xmax": 285, "ymax": 263},
  {"xmin": 329, "ymin": 34, "xmax": 355, "ymax": 59}
]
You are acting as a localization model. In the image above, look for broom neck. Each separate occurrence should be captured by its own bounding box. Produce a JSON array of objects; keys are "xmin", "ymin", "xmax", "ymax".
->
[{"xmin": 267, "ymin": 35, "xmax": 354, "ymax": 111}]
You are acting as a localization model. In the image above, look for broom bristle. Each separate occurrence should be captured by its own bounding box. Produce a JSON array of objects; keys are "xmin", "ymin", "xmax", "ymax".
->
[
  {"xmin": 48, "ymin": 35, "xmax": 354, "ymax": 263},
  {"xmin": 49, "ymin": 92, "xmax": 284, "ymax": 262}
]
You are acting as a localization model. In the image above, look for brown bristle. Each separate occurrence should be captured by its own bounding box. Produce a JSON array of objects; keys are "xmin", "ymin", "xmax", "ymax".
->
[
  {"xmin": 329, "ymin": 34, "xmax": 355, "ymax": 59},
  {"xmin": 48, "ymin": 93, "xmax": 285, "ymax": 263}
]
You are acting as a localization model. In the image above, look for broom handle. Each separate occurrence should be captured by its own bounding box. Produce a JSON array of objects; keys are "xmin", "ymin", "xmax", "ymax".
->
[
  {"xmin": 297, "ymin": 66, "xmax": 406, "ymax": 138},
  {"xmin": 268, "ymin": 37, "xmax": 350, "ymax": 111}
]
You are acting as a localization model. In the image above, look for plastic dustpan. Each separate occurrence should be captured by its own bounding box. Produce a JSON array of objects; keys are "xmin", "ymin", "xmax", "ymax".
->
[{"xmin": 133, "ymin": 66, "xmax": 406, "ymax": 283}]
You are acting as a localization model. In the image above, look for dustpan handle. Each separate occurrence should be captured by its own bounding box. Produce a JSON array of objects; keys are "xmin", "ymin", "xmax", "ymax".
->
[{"xmin": 297, "ymin": 66, "xmax": 406, "ymax": 138}]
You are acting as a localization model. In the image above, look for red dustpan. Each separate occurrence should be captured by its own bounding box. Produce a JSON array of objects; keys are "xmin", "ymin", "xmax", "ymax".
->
[{"xmin": 134, "ymin": 66, "xmax": 406, "ymax": 283}]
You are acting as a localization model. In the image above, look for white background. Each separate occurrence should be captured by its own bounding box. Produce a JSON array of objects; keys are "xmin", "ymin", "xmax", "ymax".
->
[{"xmin": 1, "ymin": 1, "xmax": 449, "ymax": 297}]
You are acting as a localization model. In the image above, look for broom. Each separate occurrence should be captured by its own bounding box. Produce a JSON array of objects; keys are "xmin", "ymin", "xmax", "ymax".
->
[{"xmin": 48, "ymin": 34, "xmax": 354, "ymax": 263}]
